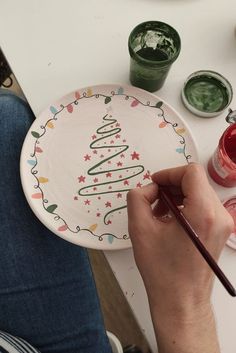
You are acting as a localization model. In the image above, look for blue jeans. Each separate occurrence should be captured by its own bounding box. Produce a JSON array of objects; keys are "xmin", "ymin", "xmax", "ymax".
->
[{"xmin": 0, "ymin": 90, "xmax": 112, "ymax": 353}]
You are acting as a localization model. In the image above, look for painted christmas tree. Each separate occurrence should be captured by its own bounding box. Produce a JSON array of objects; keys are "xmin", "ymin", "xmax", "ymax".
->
[{"xmin": 76, "ymin": 110, "xmax": 151, "ymax": 227}]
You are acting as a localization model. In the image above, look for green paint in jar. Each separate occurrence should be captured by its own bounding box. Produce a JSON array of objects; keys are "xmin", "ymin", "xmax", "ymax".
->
[
  {"xmin": 128, "ymin": 21, "xmax": 181, "ymax": 92},
  {"xmin": 136, "ymin": 47, "xmax": 169, "ymax": 61},
  {"xmin": 182, "ymin": 70, "xmax": 233, "ymax": 118}
]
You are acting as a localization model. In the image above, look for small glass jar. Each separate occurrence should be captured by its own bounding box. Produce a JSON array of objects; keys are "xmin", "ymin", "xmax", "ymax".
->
[
  {"xmin": 182, "ymin": 70, "xmax": 233, "ymax": 118},
  {"xmin": 128, "ymin": 21, "xmax": 181, "ymax": 92},
  {"xmin": 208, "ymin": 123, "xmax": 236, "ymax": 187}
]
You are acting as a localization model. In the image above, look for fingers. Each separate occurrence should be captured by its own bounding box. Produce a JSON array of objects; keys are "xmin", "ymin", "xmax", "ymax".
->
[
  {"xmin": 152, "ymin": 164, "xmax": 190, "ymax": 186},
  {"xmin": 153, "ymin": 195, "xmax": 184, "ymax": 218},
  {"xmin": 152, "ymin": 163, "xmax": 210, "ymax": 199},
  {"xmin": 127, "ymin": 164, "xmax": 208, "ymax": 222},
  {"xmin": 128, "ymin": 164, "xmax": 214, "ymax": 233},
  {"xmin": 151, "ymin": 164, "xmax": 219, "ymax": 229},
  {"xmin": 127, "ymin": 182, "xmax": 159, "ymax": 221}
]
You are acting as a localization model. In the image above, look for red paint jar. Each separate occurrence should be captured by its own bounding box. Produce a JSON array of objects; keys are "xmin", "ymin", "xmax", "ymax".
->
[{"xmin": 208, "ymin": 123, "xmax": 236, "ymax": 187}]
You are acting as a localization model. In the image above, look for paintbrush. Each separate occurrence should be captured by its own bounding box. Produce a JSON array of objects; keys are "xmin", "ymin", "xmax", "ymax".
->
[{"xmin": 159, "ymin": 186, "xmax": 236, "ymax": 297}]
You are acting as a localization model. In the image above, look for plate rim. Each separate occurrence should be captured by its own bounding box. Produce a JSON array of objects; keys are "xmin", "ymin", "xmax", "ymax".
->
[{"xmin": 20, "ymin": 83, "xmax": 199, "ymax": 250}]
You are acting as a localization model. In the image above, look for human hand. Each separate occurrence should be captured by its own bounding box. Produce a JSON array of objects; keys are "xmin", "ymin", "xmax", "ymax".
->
[{"xmin": 127, "ymin": 163, "xmax": 234, "ymax": 320}]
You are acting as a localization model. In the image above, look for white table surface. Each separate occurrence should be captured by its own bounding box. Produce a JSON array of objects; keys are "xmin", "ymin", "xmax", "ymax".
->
[{"xmin": 1, "ymin": 0, "xmax": 236, "ymax": 351}]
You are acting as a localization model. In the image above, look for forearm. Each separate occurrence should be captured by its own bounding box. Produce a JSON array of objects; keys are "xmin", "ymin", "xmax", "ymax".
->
[{"xmin": 150, "ymin": 303, "xmax": 220, "ymax": 353}]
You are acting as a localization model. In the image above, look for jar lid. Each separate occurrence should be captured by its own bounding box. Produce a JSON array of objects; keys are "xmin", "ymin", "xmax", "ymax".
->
[
  {"xmin": 182, "ymin": 70, "xmax": 233, "ymax": 118},
  {"xmin": 223, "ymin": 196, "xmax": 236, "ymax": 250}
]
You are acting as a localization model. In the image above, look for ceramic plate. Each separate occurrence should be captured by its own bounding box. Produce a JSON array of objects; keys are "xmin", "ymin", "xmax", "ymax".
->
[{"xmin": 20, "ymin": 84, "xmax": 198, "ymax": 250}]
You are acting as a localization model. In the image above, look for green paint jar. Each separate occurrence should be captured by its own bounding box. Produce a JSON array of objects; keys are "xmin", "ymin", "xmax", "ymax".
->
[
  {"xmin": 128, "ymin": 21, "xmax": 181, "ymax": 92},
  {"xmin": 182, "ymin": 70, "xmax": 233, "ymax": 117}
]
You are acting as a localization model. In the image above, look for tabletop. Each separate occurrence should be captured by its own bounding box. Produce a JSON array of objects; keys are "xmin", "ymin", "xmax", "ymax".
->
[{"xmin": 0, "ymin": 0, "xmax": 236, "ymax": 351}]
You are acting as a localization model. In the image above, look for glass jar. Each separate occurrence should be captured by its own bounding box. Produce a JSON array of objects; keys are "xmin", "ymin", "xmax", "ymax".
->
[{"xmin": 128, "ymin": 21, "xmax": 181, "ymax": 92}]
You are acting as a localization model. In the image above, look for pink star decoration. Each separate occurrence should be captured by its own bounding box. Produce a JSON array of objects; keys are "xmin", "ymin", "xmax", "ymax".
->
[
  {"xmin": 84, "ymin": 154, "xmax": 91, "ymax": 161},
  {"xmin": 143, "ymin": 172, "xmax": 151, "ymax": 180},
  {"xmin": 131, "ymin": 151, "xmax": 140, "ymax": 160},
  {"xmin": 78, "ymin": 175, "xmax": 86, "ymax": 183}
]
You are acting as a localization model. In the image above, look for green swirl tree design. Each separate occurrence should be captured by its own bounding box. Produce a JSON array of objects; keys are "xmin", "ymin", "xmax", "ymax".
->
[{"xmin": 78, "ymin": 113, "xmax": 145, "ymax": 225}]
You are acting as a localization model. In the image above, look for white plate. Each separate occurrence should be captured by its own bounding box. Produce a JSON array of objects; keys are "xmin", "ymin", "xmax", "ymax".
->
[{"xmin": 20, "ymin": 84, "xmax": 198, "ymax": 250}]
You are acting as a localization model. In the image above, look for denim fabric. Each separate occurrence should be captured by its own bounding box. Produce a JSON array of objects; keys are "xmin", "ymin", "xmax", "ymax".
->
[{"xmin": 0, "ymin": 90, "xmax": 112, "ymax": 353}]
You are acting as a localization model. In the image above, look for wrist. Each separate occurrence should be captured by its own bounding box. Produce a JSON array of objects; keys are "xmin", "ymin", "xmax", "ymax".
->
[
  {"xmin": 149, "ymin": 293, "xmax": 213, "ymax": 326},
  {"xmin": 152, "ymin": 299, "xmax": 213, "ymax": 326},
  {"xmin": 150, "ymin": 301, "xmax": 220, "ymax": 353}
]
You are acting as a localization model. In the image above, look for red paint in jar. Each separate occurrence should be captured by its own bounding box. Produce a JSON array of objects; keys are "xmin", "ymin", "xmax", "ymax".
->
[{"xmin": 208, "ymin": 123, "xmax": 236, "ymax": 187}]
